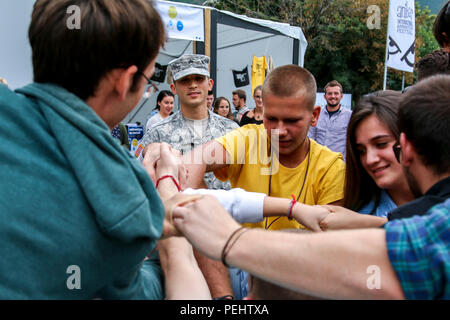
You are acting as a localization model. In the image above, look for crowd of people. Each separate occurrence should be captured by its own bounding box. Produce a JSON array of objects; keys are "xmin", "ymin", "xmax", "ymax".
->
[
  {"xmin": 0, "ymin": 0, "xmax": 449, "ymax": 301},
  {"xmin": 143, "ymin": 80, "xmax": 265, "ymax": 132}
]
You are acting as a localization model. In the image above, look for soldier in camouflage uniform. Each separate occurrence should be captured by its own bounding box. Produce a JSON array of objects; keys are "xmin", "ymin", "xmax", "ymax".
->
[{"xmin": 140, "ymin": 54, "xmax": 238, "ymax": 190}]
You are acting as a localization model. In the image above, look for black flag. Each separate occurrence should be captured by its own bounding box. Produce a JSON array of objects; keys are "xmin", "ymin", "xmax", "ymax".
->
[
  {"xmin": 151, "ymin": 63, "xmax": 167, "ymax": 83},
  {"xmin": 232, "ymin": 66, "xmax": 249, "ymax": 87}
]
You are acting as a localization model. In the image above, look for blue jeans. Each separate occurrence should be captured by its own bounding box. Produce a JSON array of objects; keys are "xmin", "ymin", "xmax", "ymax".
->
[{"xmin": 229, "ymin": 267, "xmax": 248, "ymax": 300}]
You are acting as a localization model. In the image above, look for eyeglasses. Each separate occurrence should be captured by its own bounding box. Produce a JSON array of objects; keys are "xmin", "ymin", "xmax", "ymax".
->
[
  {"xmin": 137, "ymin": 70, "xmax": 159, "ymax": 96},
  {"xmin": 392, "ymin": 142, "xmax": 402, "ymax": 163},
  {"xmin": 137, "ymin": 70, "xmax": 154, "ymax": 86}
]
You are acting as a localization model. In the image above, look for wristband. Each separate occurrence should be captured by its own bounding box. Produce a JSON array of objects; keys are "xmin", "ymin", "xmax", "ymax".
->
[
  {"xmin": 155, "ymin": 175, "xmax": 181, "ymax": 192},
  {"xmin": 287, "ymin": 194, "xmax": 296, "ymax": 220},
  {"xmin": 221, "ymin": 227, "xmax": 249, "ymax": 268}
]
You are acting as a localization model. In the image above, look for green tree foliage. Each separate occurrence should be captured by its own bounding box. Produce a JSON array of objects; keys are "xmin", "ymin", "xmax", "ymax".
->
[{"xmin": 206, "ymin": 0, "xmax": 440, "ymax": 103}]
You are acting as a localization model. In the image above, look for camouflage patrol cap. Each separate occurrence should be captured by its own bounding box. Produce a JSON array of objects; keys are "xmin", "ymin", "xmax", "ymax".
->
[{"xmin": 169, "ymin": 54, "xmax": 210, "ymax": 81}]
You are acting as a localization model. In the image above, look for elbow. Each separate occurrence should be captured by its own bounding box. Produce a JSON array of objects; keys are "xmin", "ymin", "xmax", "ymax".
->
[{"xmin": 380, "ymin": 280, "xmax": 406, "ymax": 300}]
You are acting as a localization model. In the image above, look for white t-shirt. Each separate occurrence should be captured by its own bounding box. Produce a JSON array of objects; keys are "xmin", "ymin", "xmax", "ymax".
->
[
  {"xmin": 185, "ymin": 117, "xmax": 209, "ymax": 139},
  {"xmin": 145, "ymin": 113, "xmax": 163, "ymax": 131}
]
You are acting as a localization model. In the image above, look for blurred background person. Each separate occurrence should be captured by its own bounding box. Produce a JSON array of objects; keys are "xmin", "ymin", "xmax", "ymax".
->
[
  {"xmin": 240, "ymin": 85, "xmax": 263, "ymax": 126},
  {"xmin": 213, "ymin": 96, "xmax": 235, "ymax": 121},
  {"xmin": 207, "ymin": 90, "xmax": 214, "ymax": 111},
  {"xmin": 145, "ymin": 90, "xmax": 175, "ymax": 131},
  {"xmin": 231, "ymin": 89, "xmax": 249, "ymax": 124},
  {"xmin": 0, "ymin": 77, "xmax": 8, "ymax": 87}
]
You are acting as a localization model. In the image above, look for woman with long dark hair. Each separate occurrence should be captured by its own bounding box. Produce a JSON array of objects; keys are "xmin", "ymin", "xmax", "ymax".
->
[
  {"xmin": 213, "ymin": 96, "xmax": 235, "ymax": 121},
  {"xmin": 344, "ymin": 90, "xmax": 414, "ymax": 217},
  {"xmin": 145, "ymin": 90, "xmax": 175, "ymax": 130}
]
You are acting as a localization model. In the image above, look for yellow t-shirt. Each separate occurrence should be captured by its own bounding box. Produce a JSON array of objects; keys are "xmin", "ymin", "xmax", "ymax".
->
[
  {"xmin": 251, "ymin": 56, "xmax": 267, "ymax": 95},
  {"xmin": 214, "ymin": 124, "xmax": 345, "ymax": 230}
]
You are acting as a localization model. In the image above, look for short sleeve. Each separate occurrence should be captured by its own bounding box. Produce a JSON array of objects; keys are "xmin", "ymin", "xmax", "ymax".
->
[
  {"xmin": 315, "ymin": 156, "xmax": 345, "ymax": 204},
  {"xmin": 214, "ymin": 127, "xmax": 249, "ymax": 181}
]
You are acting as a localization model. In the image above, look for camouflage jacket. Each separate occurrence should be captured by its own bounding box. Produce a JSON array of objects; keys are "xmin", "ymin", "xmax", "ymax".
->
[{"xmin": 140, "ymin": 110, "xmax": 239, "ymax": 190}]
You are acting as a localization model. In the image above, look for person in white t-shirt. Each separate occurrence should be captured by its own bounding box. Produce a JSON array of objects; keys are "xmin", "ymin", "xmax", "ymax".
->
[{"xmin": 145, "ymin": 90, "xmax": 174, "ymax": 130}]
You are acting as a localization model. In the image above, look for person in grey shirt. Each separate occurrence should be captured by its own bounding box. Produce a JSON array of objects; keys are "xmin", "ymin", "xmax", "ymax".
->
[{"xmin": 308, "ymin": 80, "xmax": 352, "ymax": 160}]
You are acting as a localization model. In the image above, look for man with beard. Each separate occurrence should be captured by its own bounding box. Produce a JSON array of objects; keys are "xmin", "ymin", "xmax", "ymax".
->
[
  {"xmin": 308, "ymin": 80, "xmax": 352, "ymax": 159},
  {"xmin": 386, "ymin": 74, "xmax": 450, "ymax": 220}
]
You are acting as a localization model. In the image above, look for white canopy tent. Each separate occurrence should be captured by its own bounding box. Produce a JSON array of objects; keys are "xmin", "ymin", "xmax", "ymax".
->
[
  {"xmin": 124, "ymin": 0, "xmax": 308, "ymax": 125},
  {"xmin": 0, "ymin": 0, "xmax": 308, "ymax": 126}
]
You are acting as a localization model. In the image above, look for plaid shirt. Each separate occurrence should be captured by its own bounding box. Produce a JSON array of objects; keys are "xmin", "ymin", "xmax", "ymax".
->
[{"xmin": 385, "ymin": 198, "xmax": 450, "ymax": 299}]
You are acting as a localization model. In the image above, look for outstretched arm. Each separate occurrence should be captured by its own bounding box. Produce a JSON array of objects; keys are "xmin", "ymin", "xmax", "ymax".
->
[
  {"xmin": 157, "ymin": 237, "xmax": 211, "ymax": 300},
  {"xmin": 172, "ymin": 196, "xmax": 405, "ymax": 300},
  {"xmin": 182, "ymin": 140, "xmax": 230, "ymax": 189},
  {"xmin": 183, "ymin": 188, "xmax": 329, "ymax": 231},
  {"xmin": 142, "ymin": 143, "xmax": 211, "ymax": 300},
  {"xmin": 319, "ymin": 205, "xmax": 388, "ymax": 231}
]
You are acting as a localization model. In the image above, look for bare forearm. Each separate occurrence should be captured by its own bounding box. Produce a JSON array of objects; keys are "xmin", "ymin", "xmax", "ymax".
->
[
  {"xmin": 183, "ymin": 141, "xmax": 229, "ymax": 189},
  {"xmin": 319, "ymin": 205, "xmax": 388, "ymax": 231},
  {"xmin": 193, "ymin": 249, "xmax": 234, "ymax": 298},
  {"xmin": 263, "ymin": 196, "xmax": 290, "ymax": 217},
  {"xmin": 158, "ymin": 238, "xmax": 211, "ymax": 300},
  {"xmin": 226, "ymin": 228, "xmax": 405, "ymax": 300},
  {"xmin": 172, "ymin": 195, "xmax": 403, "ymax": 300},
  {"xmin": 157, "ymin": 178, "xmax": 180, "ymax": 201},
  {"xmin": 349, "ymin": 215, "xmax": 388, "ymax": 229}
]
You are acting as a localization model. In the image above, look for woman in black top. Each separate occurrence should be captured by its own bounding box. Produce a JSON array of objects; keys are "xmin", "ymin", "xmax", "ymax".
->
[{"xmin": 240, "ymin": 85, "xmax": 263, "ymax": 126}]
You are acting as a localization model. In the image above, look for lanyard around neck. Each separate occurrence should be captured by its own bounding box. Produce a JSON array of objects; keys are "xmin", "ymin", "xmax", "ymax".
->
[{"xmin": 265, "ymin": 138, "xmax": 311, "ymax": 230}]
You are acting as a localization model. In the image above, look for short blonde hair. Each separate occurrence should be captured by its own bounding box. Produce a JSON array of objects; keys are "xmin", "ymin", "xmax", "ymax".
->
[
  {"xmin": 0, "ymin": 77, "xmax": 8, "ymax": 87},
  {"xmin": 262, "ymin": 65, "xmax": 317, "ymax": 110}
]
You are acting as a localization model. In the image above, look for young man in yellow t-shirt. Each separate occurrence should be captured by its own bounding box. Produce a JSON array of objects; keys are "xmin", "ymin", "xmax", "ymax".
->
[
  {"xmin": 184, "ymin": 64, "xmax": 345, "ymax": 231},
  {"xmin": 182, "ymin": 64, "xmax": 345, "ymax": 299}
]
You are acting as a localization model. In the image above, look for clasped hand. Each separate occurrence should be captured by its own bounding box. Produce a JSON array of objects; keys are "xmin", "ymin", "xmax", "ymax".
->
[{"xmin": 142, "ymin": 142, "xmax": 187, "ymax": 188}]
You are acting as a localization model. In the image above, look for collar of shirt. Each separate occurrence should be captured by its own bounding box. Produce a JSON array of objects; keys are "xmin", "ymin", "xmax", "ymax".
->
[
  {"xmin": 324, "ymin": 105, "xmax": 342, "ymax": 116},
  {"xmin": 424, "ymin": 176, "xmax": 450, "ymax": 198}
]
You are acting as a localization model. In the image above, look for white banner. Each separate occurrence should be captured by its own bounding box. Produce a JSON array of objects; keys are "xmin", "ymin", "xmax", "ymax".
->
[
  {"xmin": 155, "ymin": 1, "xmax": 204, "ymax": 42},
  {"xmin": 385, "ymin": 0, "xmax": 415, "ymax": 73}
]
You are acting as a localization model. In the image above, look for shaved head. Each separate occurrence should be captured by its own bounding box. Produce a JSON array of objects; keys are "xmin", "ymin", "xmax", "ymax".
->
[{"xmin": 262, "ymin": 65, "xmax": 317, "ymax": 110}]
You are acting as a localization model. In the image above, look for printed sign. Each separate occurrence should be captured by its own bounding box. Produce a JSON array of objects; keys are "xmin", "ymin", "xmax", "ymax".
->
[
  {"xmin": 155, "ymin": 1, "xmax": 204, "ymax": 41},
  {"xmin": 385, "ymin": 0, "xmax": 415, "ymax": 73},
  {"xmin": 126, "ymin": 124, "xmax": 144, "ymax": 155}
]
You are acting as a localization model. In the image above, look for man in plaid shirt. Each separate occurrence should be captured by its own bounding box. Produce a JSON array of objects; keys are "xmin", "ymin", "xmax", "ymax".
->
[{"xmin": 385, "ymin": 198, "xmax": 450, "ymax": 299}]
